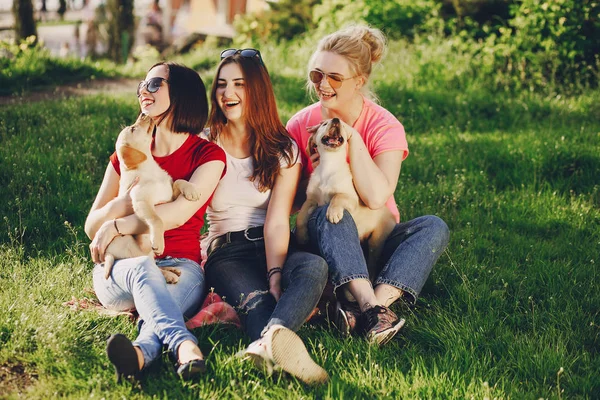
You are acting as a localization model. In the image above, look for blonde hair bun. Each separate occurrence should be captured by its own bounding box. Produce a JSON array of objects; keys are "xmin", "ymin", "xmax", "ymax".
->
[
  {"xmin": 340, "ymin": 25, "xmax": 387, "ymax": 65},
  {"xmin": 360, "ymin": 26, "xmax": 387, "ymax": 64}
]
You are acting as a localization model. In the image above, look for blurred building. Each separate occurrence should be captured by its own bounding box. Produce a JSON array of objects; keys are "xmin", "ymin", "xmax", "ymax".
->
[{"xmin": 166, "ymin": 0, "xmax": 268, "ymax": 40}]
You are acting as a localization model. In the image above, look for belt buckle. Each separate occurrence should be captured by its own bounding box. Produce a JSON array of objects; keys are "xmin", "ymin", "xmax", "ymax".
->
[{"xmin": 244, "ymin": 227, "xmax": 263, "ymax": 242}]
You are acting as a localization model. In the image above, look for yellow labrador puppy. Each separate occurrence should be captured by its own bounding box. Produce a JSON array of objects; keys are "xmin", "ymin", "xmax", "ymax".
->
[
  {"xmin": 296, "ymin": 118, "xmax": 396, "ymax": 277},
  {"xmin": 103, "ymin": 114, "xmax": 199, "ymax": 281}
]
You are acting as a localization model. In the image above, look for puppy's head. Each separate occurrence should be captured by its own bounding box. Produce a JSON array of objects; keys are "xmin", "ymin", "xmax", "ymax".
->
[
  {"xmin": 310, "ymin": 118, "xmax": 350, "ymax": 154},
  {"xmin": 116, "ymin": 114, "xmax": 155, "ymax": 170}
]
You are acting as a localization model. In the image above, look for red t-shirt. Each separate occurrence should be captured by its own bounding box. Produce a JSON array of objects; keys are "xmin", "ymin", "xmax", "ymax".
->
[{"xmin": 110, "ymin": 134, "xmax": 226, "ymax": 264}]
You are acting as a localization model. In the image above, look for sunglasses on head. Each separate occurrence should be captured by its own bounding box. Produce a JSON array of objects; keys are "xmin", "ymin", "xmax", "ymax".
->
[
  {"xmin": 309, "ymin": 70, "xmax": 356, "ymax": 89},
  {"xmin": 220, "ymin": 48, "xmax": 263, "ymax": 63},
  {"xmin": 137, "ymin": 77, "xmax": 168, "ymax": 97}
]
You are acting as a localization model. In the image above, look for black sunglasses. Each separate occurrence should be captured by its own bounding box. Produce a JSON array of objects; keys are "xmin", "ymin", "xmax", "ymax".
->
[
  {"xmin": 220, "ymin": 48, "xmax": 263, "ymax": 64},
  {"xmin": 137, "ymin": 77, "xmax": 168, "ymax": 97}
]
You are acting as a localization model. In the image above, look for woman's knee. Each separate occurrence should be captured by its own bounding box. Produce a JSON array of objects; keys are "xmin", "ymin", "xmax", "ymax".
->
[
  {"xmin": 287, "ymin": 252, "xmax": 328, "ymax": 282},
  {"xmin": 312, "ymin": 255, "xmax": 329, "ymax": 282},
  {"xmin": 130, "ymin": 256, "xmax": 163, "ymax": 280},
  {"xmin": 422, "ymin": 215, "xmax": 450, "ymax": 249}
]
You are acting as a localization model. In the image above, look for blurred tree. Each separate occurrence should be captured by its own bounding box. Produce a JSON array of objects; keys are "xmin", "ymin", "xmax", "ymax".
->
[
  {"xmin": 105, "ymin": 0, "xmax": 135, "ymax": 63},
  {"xmin": 12, "ymin": 0, "xmax": 37, "ymax": 42},
  {"xmin": 58, "ymin": 0, "xmax": 67, "ymax": 19},
  {"xmin": 440, "ymin": 0, "xmax": 511, "ymax": 37},
  {"xmin": 234, "ymin": 0, "xmax": 319, "ymax": 45}
]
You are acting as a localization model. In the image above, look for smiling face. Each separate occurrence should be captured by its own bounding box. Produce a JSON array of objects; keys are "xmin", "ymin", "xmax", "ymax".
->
[
  {"xmin": 215, "ymin": 63, "xmax": 246, "ymax": 123},
  {"xmin": 138, "ymin": 64, "xmax": 170, "ymax": 119},
  {"xmin": 311, "ymin": 51, "xmax": 363, "ymax": 112}
]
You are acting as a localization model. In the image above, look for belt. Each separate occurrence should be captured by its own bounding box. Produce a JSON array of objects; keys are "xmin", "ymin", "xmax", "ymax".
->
[{"xmin": 206, "ymin": 226, "xmax": 264, "ymax": 258}]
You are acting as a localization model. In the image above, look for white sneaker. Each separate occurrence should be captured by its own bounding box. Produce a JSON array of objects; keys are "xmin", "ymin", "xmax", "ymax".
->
[{"xmin": 243, "ymin": 324, "xmax": 328, "ymax": 385}]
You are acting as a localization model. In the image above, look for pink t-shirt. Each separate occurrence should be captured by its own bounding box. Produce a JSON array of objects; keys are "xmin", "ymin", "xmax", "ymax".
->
[{"xmin": 286, "ymin": 97, "xmax": 408, "ymax": 222}]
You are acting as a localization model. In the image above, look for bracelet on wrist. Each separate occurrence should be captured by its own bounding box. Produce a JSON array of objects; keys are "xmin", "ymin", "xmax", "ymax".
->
[
  {"xmin": 113, "ymin": 219, "xmax": 124, "ymax": 236},
  {"xmin": 267, "ymin": 267, "xmax": 282, "ymax": 281}
]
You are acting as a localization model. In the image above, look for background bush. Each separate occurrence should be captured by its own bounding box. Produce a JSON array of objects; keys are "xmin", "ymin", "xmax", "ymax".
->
[{"xmin": 234, "ymin": 0, "xmax": 599, "ymax": 93}]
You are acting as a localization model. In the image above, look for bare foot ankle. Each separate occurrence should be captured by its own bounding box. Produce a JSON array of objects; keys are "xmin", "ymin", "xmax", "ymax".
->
[{"xmin": 134, "ymin": 346, "xmax": 144, "ymax": 370}]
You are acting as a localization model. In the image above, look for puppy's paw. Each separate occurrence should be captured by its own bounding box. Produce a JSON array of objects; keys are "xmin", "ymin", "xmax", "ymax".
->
[
  {"xmin": 151, "ymin": 236, "xmax": 165, "ymax": 256},
  {"xmin": 161, "ymin": 268, "xmax": 180, "ymax": 284},
  {"xmin": 174, "ymin": 179, "xmax": 200, "ymax": 201},
  {"xmin": 180, "ymin": 185, "xmax": 200, "ymax": 201},
  {"xmin": 326, "ymin": 205, "xmax": 344, "ymax": 224}
]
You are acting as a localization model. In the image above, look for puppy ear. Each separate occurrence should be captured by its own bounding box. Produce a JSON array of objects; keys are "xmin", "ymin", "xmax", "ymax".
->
[
  {"xmin": 307, "ymin": 124, "xmax": 320, "ymax": 135},
  {"xmin": 306, "ymin": 123, "xmax": 322, "ymax": 155},
  {"xmin": 121, "ymin": 145, "xmax": 147, "ymax": 170},
  {"xmin": 306, "ymin": 135, "xmax": 317, "ymax": 156}
]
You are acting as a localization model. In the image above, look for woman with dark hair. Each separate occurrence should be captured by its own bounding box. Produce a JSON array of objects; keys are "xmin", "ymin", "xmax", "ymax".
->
[
  {"xmin": 85, "ymin": 62, "xmax": 226, "ymax": 381},
  {"xmin": 203, "ymin": 49, "xmax": 328, "ymax": 385}
]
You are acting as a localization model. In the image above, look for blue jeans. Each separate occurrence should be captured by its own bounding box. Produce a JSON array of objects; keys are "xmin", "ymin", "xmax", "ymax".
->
[
  {"xmin": 204, "ymin": 239, "xmax": 328, "ymax": 341},
  {"xmin": 93, "ymin": 256, "xmax": 204, "ymax": 366},
  {"xmin": 307, "ymin": 205, "xmax": 450, "ymax": 302}
]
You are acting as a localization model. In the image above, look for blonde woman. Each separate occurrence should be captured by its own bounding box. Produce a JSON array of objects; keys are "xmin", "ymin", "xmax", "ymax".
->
[{"xmin": 287, "ymin": 26, "xmax": 450, "ymax": 346}]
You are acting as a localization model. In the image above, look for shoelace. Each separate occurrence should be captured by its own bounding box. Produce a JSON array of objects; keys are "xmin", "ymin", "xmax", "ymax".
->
[{"xmin": 363, "ymin": 305, "xmax": 387, "ymax": 327}]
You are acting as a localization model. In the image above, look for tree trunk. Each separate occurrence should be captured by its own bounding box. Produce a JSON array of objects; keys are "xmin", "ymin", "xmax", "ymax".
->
[
  {"xmin": 106, "ymin": 0, "xmax": 135, "ymax": 63},
  {"xmin": 12, "ymin": 0, "xmax": 38, "ymax": 42},
  {"xmin": 57, "ymin": 0, "xmax": 67, "ymax": 19}
]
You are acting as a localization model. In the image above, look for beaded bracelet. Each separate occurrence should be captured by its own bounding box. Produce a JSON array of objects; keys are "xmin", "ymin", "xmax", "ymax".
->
[
  {"xmin": 113, "ymin": 219, "xmax": 124, "ymax": 236},
  {"xmin": 267, "ymin": 267, "xmax": 282, "ymax": 280}
]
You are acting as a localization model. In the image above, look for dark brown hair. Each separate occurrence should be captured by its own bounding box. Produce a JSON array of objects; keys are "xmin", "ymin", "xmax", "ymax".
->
[
  {"xmin": 148, "ymin": 62, "xmax": 208, "ymax": 134},
  {"xmin": 208, "ymin": 54, "xmax": 295, "ymax": 192}
]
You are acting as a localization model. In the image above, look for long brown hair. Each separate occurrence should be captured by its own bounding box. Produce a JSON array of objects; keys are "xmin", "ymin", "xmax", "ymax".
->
[{"xmin": 208, "ymin": 54, "xmax": 294, "ymax": 192}]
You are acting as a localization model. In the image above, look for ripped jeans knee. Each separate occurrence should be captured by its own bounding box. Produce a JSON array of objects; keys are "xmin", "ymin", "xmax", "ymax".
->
[
  {"xmin": 239, "ymin": 289, "xmax": 271, "ymax": 313},
  {"xmin": 237, "ymin": 289, "xmax": 277, "ymax": 341}
]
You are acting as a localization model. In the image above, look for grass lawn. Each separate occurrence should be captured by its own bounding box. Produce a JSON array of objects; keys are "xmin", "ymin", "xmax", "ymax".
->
[{"xmin": 0, "ymin": 67, "xmax": 598, "ymax": 398}]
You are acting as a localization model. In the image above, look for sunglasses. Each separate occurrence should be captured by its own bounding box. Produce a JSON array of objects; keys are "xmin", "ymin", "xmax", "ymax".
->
[
  {"xmin": 137, "ymin": 77, "xmax": 168, "ymax": 97},
  {"xmin": 309, "ymin": 70, "xmax": 356, "ymax": 89},
  {"xmin": 220, "ymin": 48, "xmax": 263, "ymax": 64}
]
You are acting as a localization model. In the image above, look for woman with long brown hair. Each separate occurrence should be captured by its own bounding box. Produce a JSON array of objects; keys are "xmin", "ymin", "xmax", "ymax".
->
[{"xmin": 202, "ymin": 49, "xmax": 328, "ymax": 385}]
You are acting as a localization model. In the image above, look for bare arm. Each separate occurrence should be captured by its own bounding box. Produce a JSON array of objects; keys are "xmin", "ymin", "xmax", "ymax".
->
[
  {"xmin": 347, "ymin": 132, "xmax": 402, "ymax": 209},
  {"xmin": 264, "ymin": 162, "xmax": 302, "ymax": 300},
  {"xmin": 84, "ymin": 162, "xmax": 133, "ymax": 240}
]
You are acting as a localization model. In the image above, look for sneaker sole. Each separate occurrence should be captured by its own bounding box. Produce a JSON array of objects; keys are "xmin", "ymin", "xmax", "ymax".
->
[
  {"xmin": 368, "ymin": 318, "xmax": 406, "ymax": 346},
  {"xmin": 334, "ymin": 303, "xmax": 351, "ymax": 337},
  {"xmin": 106, "ymin": 334, "xmax": 139, "ymax": 382},
  {"xmin": 270, "ymin": 327, "xmax": 329, "ymax": 385}
]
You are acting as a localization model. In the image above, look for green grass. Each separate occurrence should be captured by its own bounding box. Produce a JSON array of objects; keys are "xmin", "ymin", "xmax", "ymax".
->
[{"xmin": 1, "ymin": 45, "xmax": 599, "ymax": 398}]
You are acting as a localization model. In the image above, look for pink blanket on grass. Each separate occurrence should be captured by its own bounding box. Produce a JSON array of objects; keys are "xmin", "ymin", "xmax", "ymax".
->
[{"xmin": 63, "ymin": 290, "xmax": 241, "ymax": 329}]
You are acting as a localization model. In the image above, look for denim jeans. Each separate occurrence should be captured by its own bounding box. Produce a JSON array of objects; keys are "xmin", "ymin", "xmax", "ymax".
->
[
  {"xmin": 204, "ymin": 239, "xmax": 328, "ymax": 341},
  {"xmin": 93, "ymin": 256, "xmax": 204, "ymax": 366},
  {"xmin": 307, "ymin": 205, "xmax": 450, "ymax": 302}
]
